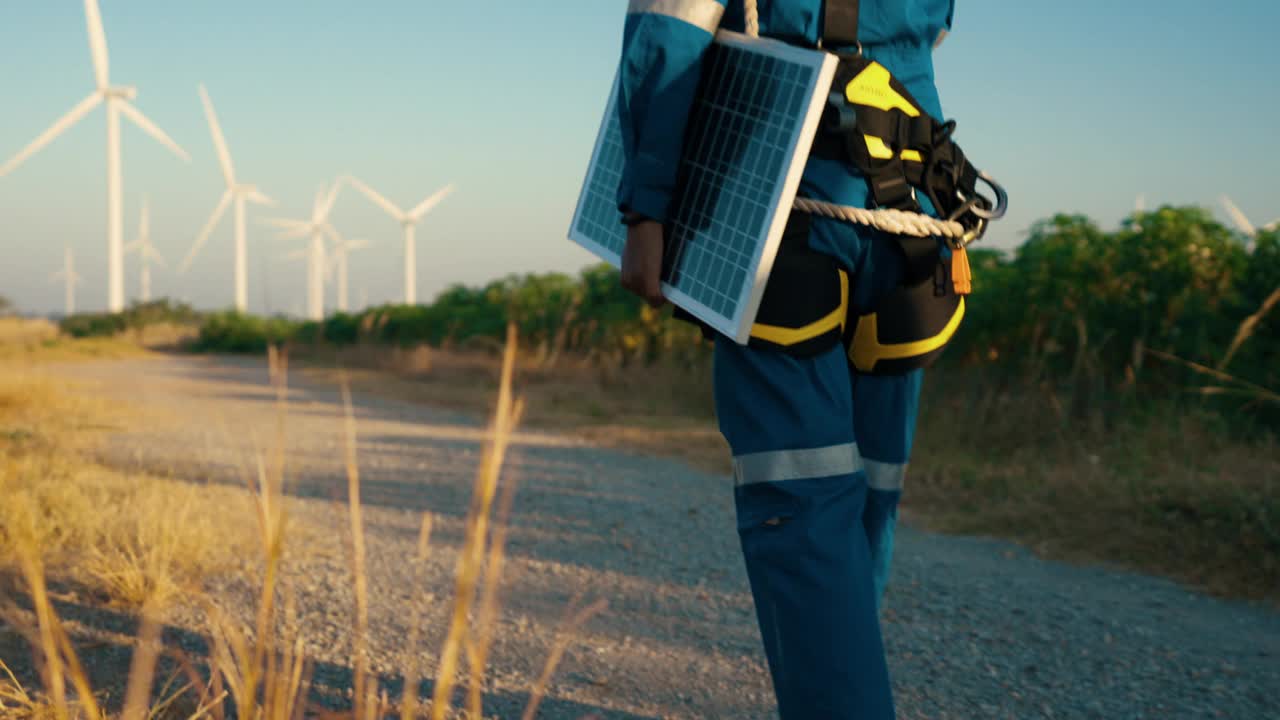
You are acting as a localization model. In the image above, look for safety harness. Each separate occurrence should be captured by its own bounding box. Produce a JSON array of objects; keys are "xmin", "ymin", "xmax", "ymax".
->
[{"xmin": 733, "ymin": 0, "xmax": 1006, "ymax": 374}]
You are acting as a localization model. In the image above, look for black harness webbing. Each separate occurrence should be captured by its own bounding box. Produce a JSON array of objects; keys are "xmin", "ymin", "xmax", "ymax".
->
[{"xmin": 822, "ymin": 0, "xmax": 860, "ymax": 48}]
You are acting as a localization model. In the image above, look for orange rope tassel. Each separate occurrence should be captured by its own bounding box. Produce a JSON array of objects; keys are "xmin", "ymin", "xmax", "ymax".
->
[{"xmin": 952, "ymin": 246, "xmax": 972, "ymax": 295}]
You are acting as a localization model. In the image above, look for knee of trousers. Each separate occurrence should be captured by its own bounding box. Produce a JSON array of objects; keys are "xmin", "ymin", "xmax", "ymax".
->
[{"xmin": 734, "ymin": 476, "xmax": 895, "ymax": 720}]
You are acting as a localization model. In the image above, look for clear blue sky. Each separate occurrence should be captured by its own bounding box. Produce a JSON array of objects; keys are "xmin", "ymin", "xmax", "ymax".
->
[{"xmin": 1, "ymin": 1, "xmax": 1276, "ymax": 314}]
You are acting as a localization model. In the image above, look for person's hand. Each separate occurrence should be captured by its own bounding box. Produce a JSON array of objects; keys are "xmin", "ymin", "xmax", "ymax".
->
[{"xmin": 620, "ymin": 219, "xmax": 667, "ymax": 308}]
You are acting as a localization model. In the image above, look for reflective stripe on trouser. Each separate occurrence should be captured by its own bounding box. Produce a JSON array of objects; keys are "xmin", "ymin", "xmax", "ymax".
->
[
  {"xmin": 715, "ymin": 339, "xmax": 895, "ymax": 719},
  {"xmin": 852, "ymin": 370, "xmax": 920, "ymax": 607}
]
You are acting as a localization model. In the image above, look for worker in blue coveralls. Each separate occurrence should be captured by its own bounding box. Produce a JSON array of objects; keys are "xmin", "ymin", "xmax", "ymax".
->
[{"xmin": 614, "ymin": 1, "xmax": 955, "ymax": 717}]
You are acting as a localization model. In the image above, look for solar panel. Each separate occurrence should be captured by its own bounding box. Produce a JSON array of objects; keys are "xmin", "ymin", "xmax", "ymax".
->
[{"xmin": 568, "ymin": 30, "xmax": 838, "ymax": 344}]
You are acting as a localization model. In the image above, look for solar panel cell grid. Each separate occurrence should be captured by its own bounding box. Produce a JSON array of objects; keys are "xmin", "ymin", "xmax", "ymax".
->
[{"xmin": 569, "ymin": 32, "xmax": 836, "ymax": 342}]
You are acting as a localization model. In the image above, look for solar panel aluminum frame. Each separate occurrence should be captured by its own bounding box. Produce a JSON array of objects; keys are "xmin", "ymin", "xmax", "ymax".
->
[{"xmin": 568, "ymin": 30, "xmax": 839, "ymax": 345}]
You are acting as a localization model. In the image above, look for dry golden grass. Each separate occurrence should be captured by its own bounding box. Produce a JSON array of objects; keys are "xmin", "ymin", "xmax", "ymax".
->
[
  {"xmin": 0, "ymin": 371, "xmax": 254, "ymax": 610},
  {"xmin": 0, "ymin": 327, "xmax": 239, "ymax": 611},
  {"xmin": 0, "ymin": 316, "xmax": 194, "ymax": 364},
  {"xmin": 2, "ymin": 325, "xmax": 607, "ymax": 719},
  {"xmin": 124, "ymin": 323, "xmax": 199, "ymax": 351},
  {"xmin": 910, "ymin": 368, "xmax": 1280, "ymax": 603},
  {"xmin": 0, "ymin": 317, "xmax": 59, "ymax": 345}
]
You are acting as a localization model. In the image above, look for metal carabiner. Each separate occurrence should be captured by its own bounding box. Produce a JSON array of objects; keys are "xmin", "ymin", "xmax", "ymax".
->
[{"xmin": 969, "ymin": 171, "xmax": 1008, "ymax": 221}]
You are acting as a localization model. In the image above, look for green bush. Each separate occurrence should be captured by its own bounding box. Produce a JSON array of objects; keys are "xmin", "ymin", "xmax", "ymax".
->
[
  {"xmin": 193, "ymin": 312, "xmax": 301, "ymax": 354},
  {"xmin": 59, "ymin": 298, "xmax": 202, "ymax": 338},
  {"xmin": 61, "ymin": 312, "xmax": 130, "ymax": 338}
]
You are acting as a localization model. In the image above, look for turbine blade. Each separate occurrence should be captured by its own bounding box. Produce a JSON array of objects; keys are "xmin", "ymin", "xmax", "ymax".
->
[
  {"xmin": 178, "ymin": 190, "xmax": 233, "ymax": 274},
  {"xmin": 119, "ymin": 101, "xmax": 190, "ymax": 162},
  {"xmin": 279, "ymin": 249, "xmax": 308, "ymax": 262},
  {"xmin": 261, "ymin": 217, "xmax": 311, "ymax": 232},
  {"xmin": 310, "ymin": 187, "xmax": 324, "ymax": 224},
  {"xmin": 50, "ymin": 271, "xmax": 66, "ymax": 283},
  {"xmin": 246, "ymin": 189, "xmax": 277, "ymax": 207},
  {"xmin": 344, "ymin": 175, "xmax": 404, "ymax": 220},
  {"xmin": 84, "ymin": 0, "xmax": 110, "ymax": 89},
  {"xmin": 0, "ymin": 93, "xmax": 103, "ymax": 178},
  {"xmin": 147, "ymin": 247, "xmax": 168, "ymax": 268},
  {"xmin": 198, "ymin": 84, "xmax": 236, "ymax": 186},
  {"xmin": 408, "ymin": 183, "xmax": 456, "ymax": 220},
  {"xmin": 275, "ymin": 227, "xmax": 311, "ymax": 240},
  {"xmin": 320, "ymin": 179, "xmax": 343, "ymax": 220},
  {"xmin": 1220, "ymin": 195, "xmax": 1256, "ymax": 237},
  {"xmin": 345, "ymin": 238, "xmax": 371, "ymax": 252}
]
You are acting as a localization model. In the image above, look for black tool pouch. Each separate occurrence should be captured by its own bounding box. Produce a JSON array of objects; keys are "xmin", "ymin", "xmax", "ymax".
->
[{"xmin": 845, "ymin": 248, "xmax": 966, "ymax": 375}]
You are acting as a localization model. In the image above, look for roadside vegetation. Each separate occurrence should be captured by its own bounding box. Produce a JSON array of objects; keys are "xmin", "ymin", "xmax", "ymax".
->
[
  {"xmin": 182, "ymin": 205, "xmax": 1280, "ymax": 602},
  {"xmin": 0, "ymin": 319, "xmax": 597, "ymax": 718},
  {"xmin": 0, "ymin": 202, "xmax": 1273, "ymax": 714},
  {"xmin": 21, "ymin": 205, "xmax": 1277, "ymax": 603}
]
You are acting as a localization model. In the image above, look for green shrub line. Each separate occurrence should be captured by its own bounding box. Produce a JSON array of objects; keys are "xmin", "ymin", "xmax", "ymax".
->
[
  {"xmin": 52, "ymin": 206, "xmax": 1280, "ymax": 422},
  {"xmin": 58, "ymin": 299, "xmax": 202, "ymax": 338}
]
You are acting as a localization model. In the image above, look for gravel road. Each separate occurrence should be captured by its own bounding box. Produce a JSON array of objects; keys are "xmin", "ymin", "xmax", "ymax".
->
[{"xmin": 48, "ymin": 355, "xmax": 1280, "ymax": 719}]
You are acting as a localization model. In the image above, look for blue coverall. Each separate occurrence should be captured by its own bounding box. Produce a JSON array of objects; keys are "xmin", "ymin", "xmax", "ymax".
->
[{"xmin": 615, "ymin": 1, "xmax": 954, "ymax": 717}]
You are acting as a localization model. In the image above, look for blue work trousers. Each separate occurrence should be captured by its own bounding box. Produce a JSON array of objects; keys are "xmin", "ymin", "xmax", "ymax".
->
[{"xmin": 715, "ymin": 331, "xmax": 921, "ymax": 718}]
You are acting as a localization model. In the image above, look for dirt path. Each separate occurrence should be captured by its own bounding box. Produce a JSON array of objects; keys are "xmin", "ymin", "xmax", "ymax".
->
[{"xmin": 48, "ymin": 355, "xmax": 1280, "ymax": 719}]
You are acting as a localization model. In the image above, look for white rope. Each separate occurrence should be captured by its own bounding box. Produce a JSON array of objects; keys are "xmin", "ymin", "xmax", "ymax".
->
[
  {"xmin": 740, "ymin": 0, "xmax": 964, "ymax": 241},
  {"xmin": 793, "ymin": 198, "xmax": 967, "ymax": 239}
]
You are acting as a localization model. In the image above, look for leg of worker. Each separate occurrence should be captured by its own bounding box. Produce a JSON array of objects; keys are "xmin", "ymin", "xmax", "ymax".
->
[
  {"xmin": 715, "ymin": 337, "xmax": 895, "ymax": 719},
  {"xmin": 851, "ymin": 368, "xmax": 923, "ymax": 608}
]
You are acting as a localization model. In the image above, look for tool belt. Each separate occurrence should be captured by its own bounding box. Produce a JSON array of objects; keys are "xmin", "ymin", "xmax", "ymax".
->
[{"xmin": 673, "ymin": 211, "xmax": 969, "ymax": 374}]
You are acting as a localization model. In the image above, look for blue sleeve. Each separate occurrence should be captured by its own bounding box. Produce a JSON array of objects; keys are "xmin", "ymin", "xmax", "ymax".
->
[{"xmin": 614, "ymin": 0, "xmax": 728, "ymax": 222}]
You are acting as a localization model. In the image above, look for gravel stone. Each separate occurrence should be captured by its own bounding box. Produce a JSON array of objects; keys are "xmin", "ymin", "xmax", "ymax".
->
[{"xmin": 49, "ymin": 356, "xmax": 1280, "ymax": 719}]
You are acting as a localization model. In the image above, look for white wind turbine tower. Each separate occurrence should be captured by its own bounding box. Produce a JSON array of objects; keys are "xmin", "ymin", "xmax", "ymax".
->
[
  {"xmin": 125, "ymin": 194, "xmax": 166, "ymax": 302},
  {"xmin": 343, "ymin": 176, "xmax": 455, "ymax": 305},
  {"xmin": 327, "ymin": 237, "xmax": 372, "ymax": 313},
  {"xmin": 0, "ymin": 0, "xmax": 190, "ymax": 313},
  {"xmin": 177, "ymin": 85, "xmax": 277, "ymax": 312},
  {"xmin": 264, "ymin": 183, "xmax": 343, "ymax": 320},
  {"xmin": 1220, "ymin": 196, "xmax": 1278, "ymax": 251},
  {"xmin": 50, "ymin": 247, "xmax": 83, "ymax": 316}
]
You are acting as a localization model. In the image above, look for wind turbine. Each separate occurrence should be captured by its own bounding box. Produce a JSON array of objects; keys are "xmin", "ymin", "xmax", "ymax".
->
[
  {"xmin": 343, "ymin": 176, "xmax": 454, "ymax": 305},
  {"xmin": 327, "ymin": 237, "xmax": 371, "ymax": 313},
  {"xmin": 1220, "ymin": 196, "xmax": 1279, "ymax": 244},
  {"xmin": 177, "ymin": 85, "xmax": 276, "ymax": 312},
  {"xmin": 263, "ymin": 183, "xmax": 343, "ymax": 320},
  {"xmin": 0, "ymin": 0, "xmax": 190, "ymax": 313},
  {"xmin": 125, "ymin": 194, "xmax": 166, "ymax": 302},
  {"xmin": 50, "ymin": 247, "xmax": 83, "ymax": 316}
]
